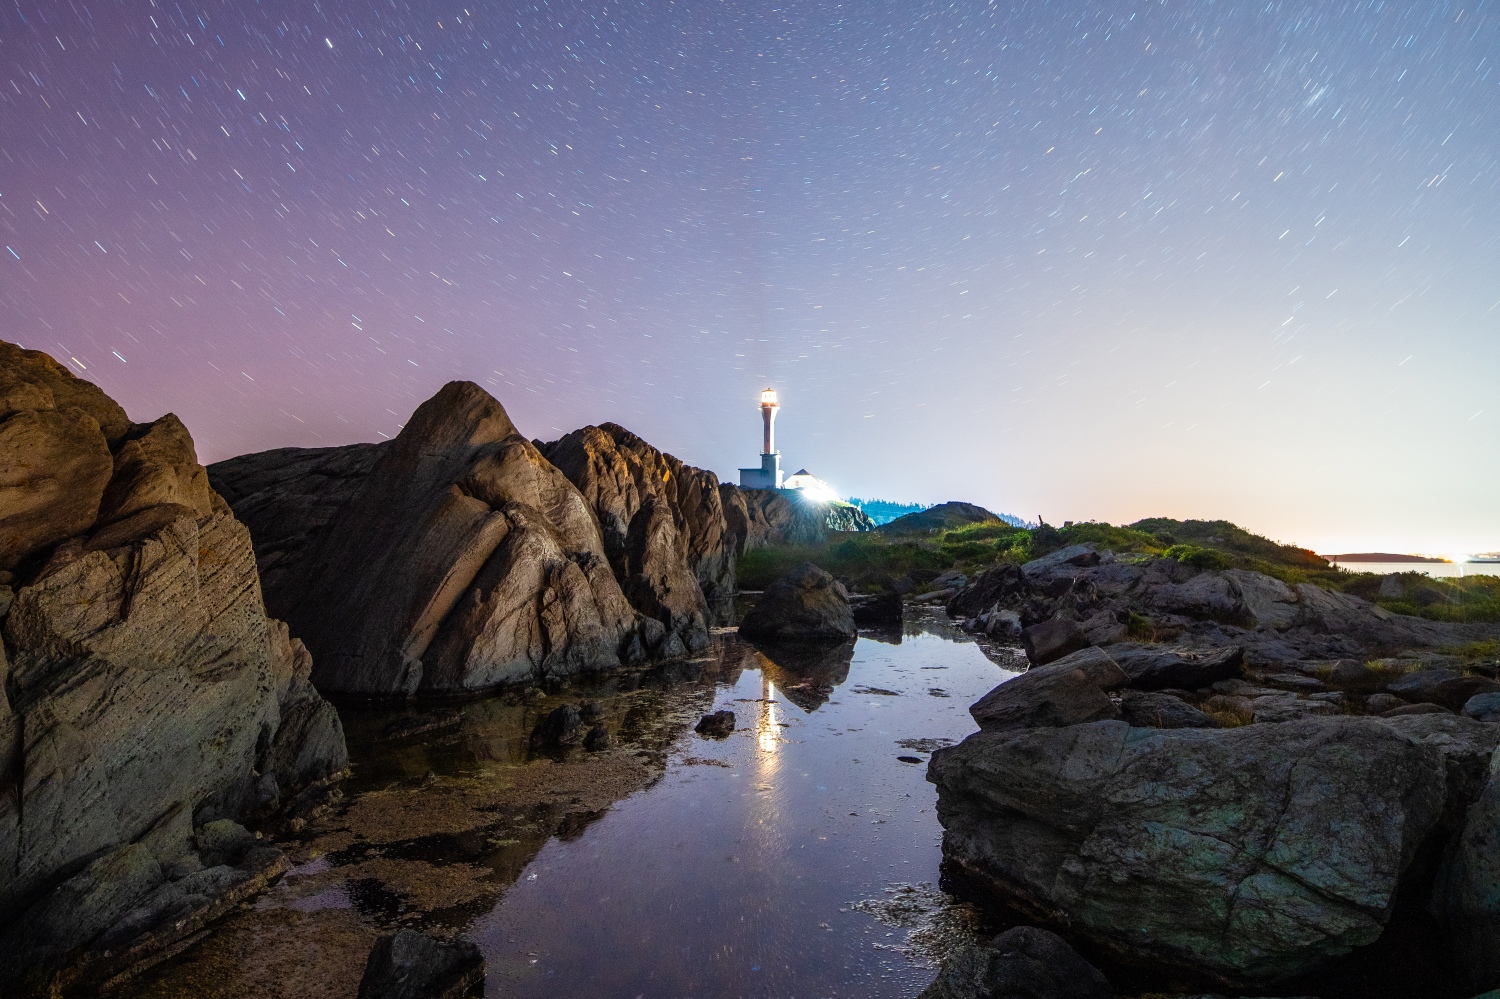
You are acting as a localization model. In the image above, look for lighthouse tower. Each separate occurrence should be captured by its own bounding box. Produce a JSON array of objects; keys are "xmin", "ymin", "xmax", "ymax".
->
[{"xmin": 738, "ymin": 388, "xmax": 783, "ymax": 489}]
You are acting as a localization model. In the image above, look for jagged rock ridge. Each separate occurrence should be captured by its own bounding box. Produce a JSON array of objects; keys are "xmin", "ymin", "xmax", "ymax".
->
[{"xmin": 0, "ymin": 341, "xmax": 347, "ymax": 990}]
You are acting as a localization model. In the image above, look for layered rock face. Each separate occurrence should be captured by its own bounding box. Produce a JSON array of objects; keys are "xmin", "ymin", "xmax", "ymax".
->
[
  {"xmin": 219, "ymin": 382, "xmax": 645, "ymax": 696},
  {"xmin": 0, "ymin": 342, "xmax": 346, "ymax": 987},
  {"xmin": 540, "ymin": 423, "xmax": 725, "ymax": 652}
]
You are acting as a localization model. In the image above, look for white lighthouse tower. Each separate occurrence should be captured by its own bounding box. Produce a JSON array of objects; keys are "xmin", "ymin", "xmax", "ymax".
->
[{"xmin": 738, "ymin": 388, "xmax": 783, "ymax": 489}]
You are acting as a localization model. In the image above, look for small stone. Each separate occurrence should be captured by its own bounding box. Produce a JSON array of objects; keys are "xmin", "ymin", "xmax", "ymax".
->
[
  {"xmin": 695, "ymin": 710, "xmax": 736, "ymax": 738},
  {"xmin": 529, "ymin": 704, "xmax": 585, "ymax": 750},
  {"xmin": 583, "ymin": 725, "xmax": 611, "ymax": 751},
  {"xmin": 1382, "ymin": 702, "xmax": 1452, "ymax": 718},
  {"xmin": 1365, "ymin": 692, "xmax": 1404, "ymax": 713}
]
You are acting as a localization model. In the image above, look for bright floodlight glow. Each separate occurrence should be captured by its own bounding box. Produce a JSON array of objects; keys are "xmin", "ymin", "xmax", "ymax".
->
[{"xmin": 760, "ymin": 388, "xmax": 779, "ymax": 407}]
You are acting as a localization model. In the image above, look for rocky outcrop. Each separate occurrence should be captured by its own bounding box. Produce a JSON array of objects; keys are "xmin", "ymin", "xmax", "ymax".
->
[
  {"xmin": 0, "ymin": 342, "xmax": 346, "ymax": 992},
  {"xmin": 917, "ymin": 925, "xmax": 1112, "ymax": 999},
  {"xmin": 931, "ymin": 569, "xmax": 1500, "ymax": 990},
  {"xmin": 948, "ymin": 544, "xmax": 1451, "ymax": 663},
  {"xmin": 879, "ymin": 501, "xmax": 1002, "ymax": 536},
  {"xmin": 540, "ymin": 423, "xmax": 719, "ymax": 652},
  {"xmin": 720, "ymin": 485, "xmax": 874, "ymax": 551},
  {"xmin": 240, "ymin": 382, "xmax": 648, "ymax": 696},
  {"xmin": 930, "ymin": 716, "xmax": 1465, "ymax": 985},
  {"xmin": 739, "ymin": 562, "xmax": 857, "ymax": 642}
]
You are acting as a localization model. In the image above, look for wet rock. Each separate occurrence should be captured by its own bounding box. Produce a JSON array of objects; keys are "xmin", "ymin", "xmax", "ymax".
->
[
  {"xmin": 695, "ymin": 710, "xmax": 736, "ymax": 738},
  {"xmin": 225, "ymin": 382, "xmax": 642, "ymax": 696},
  {"xmin": 529, "ymin": 704, "xmax": 585, "ymax": 750},
  {"xmin": 929, "ymin": 717, "xmax": 1450, "ymax": 985},
  {"xmin": 1463, "ymin": 692, "xmax": 1500, "ymax": 723},
  {"xmin": 1107, "ymin": 644, "xmax": 1245, "ymax": 692},
  {"xmin": 357, "ymin": 928, "xmax": 484, "ymax": 999},
  {"xmin": 1019, "ymin": 618, "xmax": 1089, "ymax": 666},
  {"xmin": 1118, "ymin": 690, "xmax": 1218, "ymax": 729},
  {"xmin": 969, "ymin": 647, "xmax": 1126, "ymax": 733},
  {"xmin": 852, "ymin": 590, "xmax": 903, "ymax": 626},
  {"xmin": 583, "ymin": 725, "xmax": 612, "ymax": 751},
  {"xmin": 1387, "ymin": 668, "xmax": 1500, "ymax": 712},
  {"xmin": 917, "ymin": 925, "xmax": 1112, "ymax": 999},
  {"xmin": 739, "ymin": 562, "xmax": 856, "ymax": 641}
]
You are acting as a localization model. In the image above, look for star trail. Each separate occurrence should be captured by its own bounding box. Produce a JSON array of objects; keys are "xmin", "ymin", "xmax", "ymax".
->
[{"xmin": 2, "ymin": 1, "xmax": 1497, "ymax": 552}]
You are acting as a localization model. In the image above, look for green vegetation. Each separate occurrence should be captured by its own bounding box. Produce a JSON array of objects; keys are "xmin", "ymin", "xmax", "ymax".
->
[
  {"xmin": 738, "ymin": 512, "xmax": 1500, "ymax": 623},
  {"xmin": 1343, "ymin": 572, "xmax": 1500, "ymax": 624}
]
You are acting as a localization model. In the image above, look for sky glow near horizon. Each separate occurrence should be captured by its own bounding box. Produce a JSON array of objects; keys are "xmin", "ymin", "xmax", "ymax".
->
[{"xmin": 2, "ymin": 1, "xmax": 1497, "ymax": 555}]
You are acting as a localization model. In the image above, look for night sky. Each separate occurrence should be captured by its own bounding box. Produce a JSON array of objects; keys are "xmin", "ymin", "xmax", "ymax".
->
[{"xmin": 3, "ymin": 1, "xmax": 1497, "ymax": 554}]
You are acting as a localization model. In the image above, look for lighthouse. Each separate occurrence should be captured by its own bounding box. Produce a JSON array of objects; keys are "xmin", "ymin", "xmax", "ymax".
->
[{"xmin": 738, "ymin": 388, "xmax": 784, "ymax": 489}]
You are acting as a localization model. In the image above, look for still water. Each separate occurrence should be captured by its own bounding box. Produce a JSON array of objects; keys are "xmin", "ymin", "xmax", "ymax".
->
[
  {"xmin": 120, "ymin": 610, "xmax": 1021, "ymax": 999},
  {"xmin": 474, "ymin": 617, "xmax": 1020, "ymax": 998}
]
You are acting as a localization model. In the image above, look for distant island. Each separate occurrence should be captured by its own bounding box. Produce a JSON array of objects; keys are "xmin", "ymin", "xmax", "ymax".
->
[{"xmin": 1325, "ymin": 552, "xmax": 1452, "ymax": 563}]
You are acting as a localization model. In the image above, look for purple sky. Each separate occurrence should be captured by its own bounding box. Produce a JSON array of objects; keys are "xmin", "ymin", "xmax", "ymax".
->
[{"xmin": 3, "ymin": 2, "xmax": 1498, "ymax": 555}]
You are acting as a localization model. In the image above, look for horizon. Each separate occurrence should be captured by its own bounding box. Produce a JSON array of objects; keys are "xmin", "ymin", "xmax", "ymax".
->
[{"xmin": 4, "ymin": 2, "xmax": 1496, "ymax": 557}]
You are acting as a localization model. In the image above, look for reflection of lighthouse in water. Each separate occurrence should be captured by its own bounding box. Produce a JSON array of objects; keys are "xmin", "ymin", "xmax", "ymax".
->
[{"xmin": 738, "ymin": 388, "xmax": 783, "ymax": 488}]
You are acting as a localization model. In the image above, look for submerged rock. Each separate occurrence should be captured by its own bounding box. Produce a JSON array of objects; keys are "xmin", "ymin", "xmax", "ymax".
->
[
  {"xmin": 695, "ymin": 710, "xmax": 736, "ymax": 738},
  {"xmin": 917, "ymin": 925, "xmax": 1112, "ymax": 999},
  {"xmin": 357, "ymin": 928, "xmax": 484, "ymax": 999},
  {"xmin": 739, "ymin": 562, "xmax": 857, "ymax": 641}
]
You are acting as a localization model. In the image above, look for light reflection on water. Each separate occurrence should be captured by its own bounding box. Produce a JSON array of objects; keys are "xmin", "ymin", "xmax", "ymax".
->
[{"xmin": 475, "ymin": 613, "xmax": 1022, "ymax": 999}]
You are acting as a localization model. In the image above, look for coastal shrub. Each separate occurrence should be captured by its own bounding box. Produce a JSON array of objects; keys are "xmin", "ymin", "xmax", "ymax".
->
[
  {"xmin": 1163, "ymin": 545, "xmax": 1235, "ymax": 570},
  {"xmin": 1057, "ymin": 522, "xmax": 1163, "ymax": 555},
  {"xmin": 1130, "ymin": 518, "xmax": 1328, "ymax": 571}
]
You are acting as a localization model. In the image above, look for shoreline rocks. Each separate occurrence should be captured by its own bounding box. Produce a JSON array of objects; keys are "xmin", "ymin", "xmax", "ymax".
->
[
  {"xmin": 0, "ymin": 341, "xmax": 347, "ymax": 993},
  {"xmin": 739, "ymin": 562, "xmax": 857, "ymax": 642},
  {"xmin": 932, "ymin": 543, "xmax": 1500, "ymax": 991}
]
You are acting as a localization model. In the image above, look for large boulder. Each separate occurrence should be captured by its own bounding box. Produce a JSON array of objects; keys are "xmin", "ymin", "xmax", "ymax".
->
[
  {"xmin": 738, "ymin": 562, "xmax": 856, "ymax": 641},
  {"xmin": 928, "ymin": 717, "xmax": 1451, "ymax": 985},
  {"xmin": 917, "ymin": 925, "xmax": 1112, "ymax": 999},
  {"xmin": 222, "ymin": 382, "xmax": 645, "ymax": 695},
  {"xmin": 1106, "ymin": 644, "xmax": 1245, "ymax": 691},
  {"xmin": 0, "ymin": 341, "xmax": 346, "ymax": 988}
]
